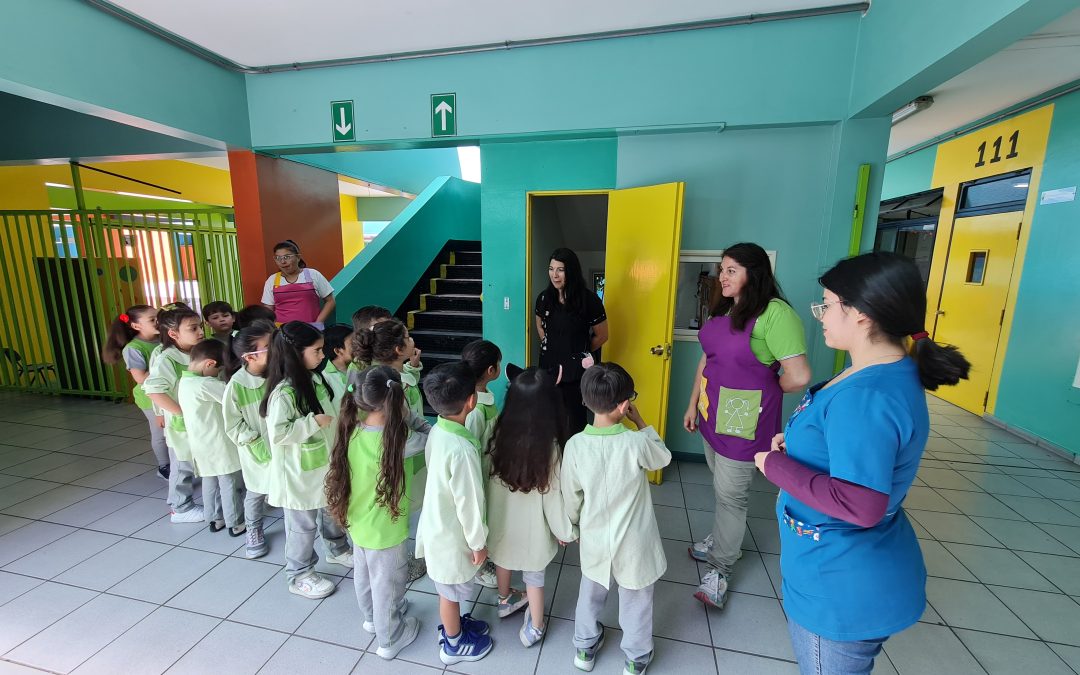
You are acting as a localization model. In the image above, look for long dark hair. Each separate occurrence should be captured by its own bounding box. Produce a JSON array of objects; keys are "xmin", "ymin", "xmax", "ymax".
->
[
  {"xmin": 354, "ymin": 318, "xmax": 408, "ymax": 366},
  {"xmin": 273, "ymin": 239, "xmax": 307, "ymax": 269},
  {"xmin": 158, "ymin": 307, "xmax": 201, "ymax": 350},
  {"xmin": 546, "ymin": 248, "xmax": 589, "ymax": 316},
  {"xmin": 488, "ymin": 367, "xmax": 566, "ymax": 492},
  {"xmin": 226, "ymin": 319, "xmax": 275, "ymax": 377},
  {"xmin": 102, "ymin": 304, "xmax": 155, "ymax": 364},
  {"xmin": 259, "ymin": 321, "xmax": 328, "ymax": 417},
  {"xmin": 710, "ymin": 243, "xmax": 786, "ymax": 331},
  {"xmin": 819, "ymin": 252, "xmax": 970, "ymax": 390},
  {"xmin": 326, "ymin": 366, "xmax": 409, "ymax": 526}
]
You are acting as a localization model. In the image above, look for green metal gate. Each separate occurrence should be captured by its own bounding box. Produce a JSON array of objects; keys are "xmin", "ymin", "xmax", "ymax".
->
[{"xmin": 0, "ymin": 208, "xmax": 240, "ymax": 398}]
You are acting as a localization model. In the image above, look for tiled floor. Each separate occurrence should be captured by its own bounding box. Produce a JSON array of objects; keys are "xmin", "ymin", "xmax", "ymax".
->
[{"xmin": 0, "ymin": 392, "xmax": 1078, "ymax": 674}]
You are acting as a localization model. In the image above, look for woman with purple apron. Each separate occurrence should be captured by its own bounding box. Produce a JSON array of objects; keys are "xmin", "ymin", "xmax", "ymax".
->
[
  {"xmin": 260, "ymin": 240, "xmax": 337, "ymax": 329},
  {"xmin": 682, "ymin": 243, "xmax": 811, "ymax": 609}
]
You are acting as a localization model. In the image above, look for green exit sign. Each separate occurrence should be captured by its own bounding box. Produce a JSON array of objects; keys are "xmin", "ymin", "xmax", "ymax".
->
[
  {"xmin": 431, "ymin": 93, "xmax": 457, "ymax": 138},
  {"xmin": 331, "ymin": 100, "xmax": 355, "ymax": 142}
]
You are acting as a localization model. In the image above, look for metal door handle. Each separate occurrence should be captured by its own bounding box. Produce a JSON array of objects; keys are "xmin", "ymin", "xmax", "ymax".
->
[
  {"xmin": 650, "ymin": 345, "xmax": 664, "ymax": 355},
  {"xmin": 936, "ymin": 310, "xmax": 946, "ymax": 316}
]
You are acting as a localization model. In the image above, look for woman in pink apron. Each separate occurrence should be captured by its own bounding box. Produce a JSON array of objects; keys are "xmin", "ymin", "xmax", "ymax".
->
[
  {"xmin": 681, "ymin": 243, "xmax": 811, "ymax": 610},
  {"xmin": 260, "ymin": 240, "xmax": 337, "ymax": 329}
]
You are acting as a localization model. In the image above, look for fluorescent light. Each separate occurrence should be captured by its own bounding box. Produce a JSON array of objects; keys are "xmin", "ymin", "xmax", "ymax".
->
[
  {"xmin": 457, "ymin": 146, "xmax": 481, "ymax": 183},
  {"xmin": 891, "ymin": 96, "xmax": 934, "ymax": 125},
  {"xmin": 45, "ymin": 182, "xmax": 71, "ymax": 188},
  {"xmin": 1013, "ymin": 182, "xmax": 1029, "ymax": 188},
  {"xmin": 114, "ymin": 191, "xmax": 193, "ymax": 203}
]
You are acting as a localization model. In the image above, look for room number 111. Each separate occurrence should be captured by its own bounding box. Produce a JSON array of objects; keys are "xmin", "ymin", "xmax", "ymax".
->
[{"xmin": 975, "ymin": 130, "xmax": 1019, "ymax": 167}]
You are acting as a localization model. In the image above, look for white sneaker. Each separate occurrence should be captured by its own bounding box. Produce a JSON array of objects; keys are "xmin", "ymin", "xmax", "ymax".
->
[
  {"xmin": 364, "ymin": 597, "xmax": 410, "ymax": 633},
  {"xmin": 693, "ymin": 568, "xmax": 730, "ymax": 610},
  {"xmin": 375, "ymin": 616, "xmax": 420, "ymax": 660},
  {"xmin": 170, "ymin": 507, "xmax": 205, "ymax": 524},
  {"xmin": 289, "ymin": 571, "xmax": 335, "ymax": 599},
  {"xmin": 688, "ymin": 534, "xmax": 714, "ymax": 562},
  {"xmin": 473, "ymin": 560, "xmax": 498, "ymax": 589},
  {"xmin": 326, "ymin": 550, "xmax": 354, "ymax": 568}
]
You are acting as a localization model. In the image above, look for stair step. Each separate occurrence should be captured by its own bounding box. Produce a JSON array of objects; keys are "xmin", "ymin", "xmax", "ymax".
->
[
  {"xmin": 442, "ymin": 264, "xmax": 482, "ymax": 280},
  {"xmin": 416, "ymin": 352, "xmax": 461, "ymax": 370},
  {"xmin": 432, "ymin": 278, "xmax": 482, "ymax": 295},
  {"xmin": 423, "ymin": 294, "xmax": 481, "ymax": 313},
  {"xmin": 453, "ymin": 251, "xmax": 482, "ymax": 266},
  {"xmin": 410, "ymin": 329, "xmax": 483, "ymax": 354},
  {"xmin": 410, "ymin": 310, "xmax": 482, "ymax": 332}
]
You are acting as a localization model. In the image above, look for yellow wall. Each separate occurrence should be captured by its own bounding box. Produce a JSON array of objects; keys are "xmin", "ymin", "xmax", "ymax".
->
[{"xmin": 340, "ymin": 193, "xmax": 365, "ymax": 263}]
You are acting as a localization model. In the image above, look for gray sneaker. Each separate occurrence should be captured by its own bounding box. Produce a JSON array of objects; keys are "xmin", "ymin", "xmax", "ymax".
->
[
  {"xmin": 624, "ymin": 652, "xmax": 653, "ymax": 674},
  {"xmin": 245, "ymin": 524, "xmax": 267, "ymax": 559},
  {"xmin": 694, "ymin": 568, "xmax": 730, "ymax": 609},
  {"xmin": 574, "ymin": 624, "xmax": 605, "ymax": 672},
  {"xmin": 473, "ymin": 560, "xmax": 498, "ymax": 588},
  {"xmin": 519, "ymin": 612, "xmax": 544, "ymax": 648}
]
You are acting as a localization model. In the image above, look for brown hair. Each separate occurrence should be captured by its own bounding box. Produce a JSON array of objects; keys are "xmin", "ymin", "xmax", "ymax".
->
[
  {"xmin": 326, "ymin": 366, "xmax": 409, "ymax": 526},
  {"xmin": 102, "ymin": 304, "xmax": 155, "ymax": 364},
  {"xmin": 353, "ymin": 318, "xmax": 408, "ymax": 366}
]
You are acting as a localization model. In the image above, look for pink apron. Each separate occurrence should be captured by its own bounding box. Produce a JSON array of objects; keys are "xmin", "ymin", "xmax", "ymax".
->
[
  {"xmin": 697, "ymin": 315, "xmax": 784, "ymax": 462},
  {"xmin": 271, "ymin": 269, "xmax": 322, "ymax": 324}
]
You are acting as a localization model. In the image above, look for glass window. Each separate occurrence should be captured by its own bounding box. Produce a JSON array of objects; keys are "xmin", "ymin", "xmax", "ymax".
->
[
  {"xmin": 959, "ymin": 172, "xmax": 1030, "ymax": 213},
  {"xmin": 966, "ymin": 251, "xmax": 987, "ymax": 285}
]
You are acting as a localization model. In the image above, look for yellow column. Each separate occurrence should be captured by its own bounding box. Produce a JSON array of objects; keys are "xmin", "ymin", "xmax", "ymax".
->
[{"xmin": 340, "ymin": 193, "xmax": 364, "ymax": 263}]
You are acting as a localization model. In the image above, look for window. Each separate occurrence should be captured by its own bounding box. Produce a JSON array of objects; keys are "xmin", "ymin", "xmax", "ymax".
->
[
  {"xmin": 957, "ymin": 170, "xmax": 1030, "ymax": 216},
  {"xmin": 966, "ymin": 251, "xmax": 987, "ymax": 285}
]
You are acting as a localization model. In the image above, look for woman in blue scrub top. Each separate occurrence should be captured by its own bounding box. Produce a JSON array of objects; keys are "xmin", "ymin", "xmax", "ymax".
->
[{"xmin": 754, "ymin": 252, "xmax": 970, "ymax": 675}]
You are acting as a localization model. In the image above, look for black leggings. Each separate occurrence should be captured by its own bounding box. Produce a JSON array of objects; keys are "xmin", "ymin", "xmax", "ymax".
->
[{"xmin": 559, "ymin": 380, "xmax": 588, "ymax": 436}]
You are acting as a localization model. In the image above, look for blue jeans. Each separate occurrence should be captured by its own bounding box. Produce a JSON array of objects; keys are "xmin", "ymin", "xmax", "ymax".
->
[{"xmin": 787, "ymin": 619, "xmax": 886, "ymax": 675}]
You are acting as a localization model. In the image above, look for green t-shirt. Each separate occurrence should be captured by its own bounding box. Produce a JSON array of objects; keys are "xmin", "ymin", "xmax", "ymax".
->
[
  {"xmin": 747, "ymin": 299, "xmax": 807, "ymax": 366},
  {"xmin": 346, "ymin": 427, "xmax": 414, "ymax": 550}
]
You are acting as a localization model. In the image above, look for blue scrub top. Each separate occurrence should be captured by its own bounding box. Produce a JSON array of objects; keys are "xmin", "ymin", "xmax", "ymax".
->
[{"xmin": 777, "ymin": 358, "xmax": 929, "ymax": 641}]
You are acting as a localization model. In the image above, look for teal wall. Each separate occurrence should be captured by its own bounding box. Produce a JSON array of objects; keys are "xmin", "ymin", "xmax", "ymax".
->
[
  {"xmin": 479, "ymin": 139, "xmax": 617, "ymax": 387},
  {"xmin": 245, "ymin": 13, "xmax": 860, "ymax": 150},
  {"xmin": 331, "ymin": 176, "xmax": 479, "ymax": 320},
  {"xmin": 881, "ymin": 146, "xmax": 937, "ymax": 199},
  {"xmin": 284, "ymin": 148, "xmax": 462, "ymax": 195},
  {"xmin": 356, "ymin": 197, "xmax": 412, "ymax": 221},
  {"xmin": 849, "ymin": 0, "xmax": 1078, "ymax": 117},
  {"xmin": 995, "ymin": 90, "xmax": 1080, "ymax": 455},
  {"xmin": 0, "ymin": 0, "xmax": 249, "ymax": 148}
]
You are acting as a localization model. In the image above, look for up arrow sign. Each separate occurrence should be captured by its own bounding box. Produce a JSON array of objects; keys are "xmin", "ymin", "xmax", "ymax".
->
[
  {"xmin": 431, "ymin": 93, "xmax": 457, "ymax": 137},
  {"xmin": 331, "ymin": 100, "xmax": 355, "ymax": 142}
]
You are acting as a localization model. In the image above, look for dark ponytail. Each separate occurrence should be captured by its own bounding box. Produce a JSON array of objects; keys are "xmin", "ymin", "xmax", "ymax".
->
[
  {"xmin": 226, "ymin": 319, "xmax": 275, "ymax": 377},
  {"xmin": 819, "ymin": 252, "xmax": 970, "ymax": 390},
  {"xmin": 325, "ymin": 366, "xmax": 408, "ymax": 527},
  {"xmin": 259, "ymin": 321, "xmax": 328, "ymax": 417},
  {"xmin": 102, "ymin": 304, "xmax": 154, "ymax": 364},
  {"xmin": 353, "ymin": 318, "xmax": 408, "ymax": 366},
  {"xmin": 461, "ymin": 339, "xmax": 503, "ymax": 384}
]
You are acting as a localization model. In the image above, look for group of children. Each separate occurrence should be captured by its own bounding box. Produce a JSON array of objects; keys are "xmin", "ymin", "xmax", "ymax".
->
[{"xmin": 103, "ymin": 300, "xmax": 673, "ymax": 674}]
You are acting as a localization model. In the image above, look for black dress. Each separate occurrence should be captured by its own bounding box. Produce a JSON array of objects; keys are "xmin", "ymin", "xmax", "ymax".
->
[{"xmin": 535, "ymin": 289, "xmax": 607, "ymax": 434}]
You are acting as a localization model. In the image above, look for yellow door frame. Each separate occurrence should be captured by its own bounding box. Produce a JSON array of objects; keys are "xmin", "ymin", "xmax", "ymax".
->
[
  {"xmin": 524, "ymin": 189, "xmax": 612, "ymax": 366},
  {"xmin": 925, "ymin": 105, "xmax": 1054, "ymax": 414}
]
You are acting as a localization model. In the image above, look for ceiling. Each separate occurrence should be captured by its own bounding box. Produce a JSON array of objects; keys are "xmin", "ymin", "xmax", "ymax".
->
[
  {"xmin": 103, "ymin": 0, "xmax": 858, "ymax": 67},
  {"xmin": 888, "ymin": 6, "xmax": 1080, "ymax": 156}
]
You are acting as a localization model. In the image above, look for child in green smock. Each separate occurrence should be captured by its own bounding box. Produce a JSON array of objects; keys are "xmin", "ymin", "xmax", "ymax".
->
[
  {"xmin": 261, "ymin": 321, "xmax": 352, "ymax": 600},
  {"xmin": 143, "ymin": 307, "xmax": 205, "ymax": 523},
  {"xmin": 178, "ymin": 339, "xmax": 245, "ymax": 536},
  {"xmin": 562, "ymin": 362, "xmax": 672, "ymax": 674},
  {"xmin": 319, "ymin": 323, "xmax": 354, "ymax": 401}
]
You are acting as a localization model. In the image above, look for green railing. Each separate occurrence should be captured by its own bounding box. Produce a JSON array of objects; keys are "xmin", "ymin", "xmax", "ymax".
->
[{"xmin": 0, "ymin": 208, "xmax": 240, "ymax": 399}]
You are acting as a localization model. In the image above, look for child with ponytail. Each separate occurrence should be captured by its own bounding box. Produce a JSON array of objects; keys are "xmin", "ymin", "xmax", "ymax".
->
[
  {"xmin": 102, "ymin": 305, "xmax": 169, "ymax": 480},
  {"xmin": 143, "ymin": 306, "xmax": 204, "ymax": 522},
  {"xmin": 261, "ymin": 321, "xmax": 352, "ymax": 598},
  {"xmin": 223, "ymin": 319, "xmax": 276, "ymax": 559},
  {"xmin": 325, "ymin": 366, "xmax": 429, "ymax": 660}
]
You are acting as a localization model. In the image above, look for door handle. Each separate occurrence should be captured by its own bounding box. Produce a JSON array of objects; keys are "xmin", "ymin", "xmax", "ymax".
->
[
  {"xmin": 650, "ymin": 345, "xmax": 664, "ymax": 355},
  {"xmin": 936, "ymin": 310, "xmax": 946, "ymax": 316}
]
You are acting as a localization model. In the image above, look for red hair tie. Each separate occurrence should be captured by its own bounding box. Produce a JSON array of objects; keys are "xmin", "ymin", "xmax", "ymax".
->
[
  {"xmin": 119, "ymin": 313, "xmax": 131, "ymax": 324},
  {"xmin": 910, "ymin": 331, "xmax": 929, "ymax": 341}
]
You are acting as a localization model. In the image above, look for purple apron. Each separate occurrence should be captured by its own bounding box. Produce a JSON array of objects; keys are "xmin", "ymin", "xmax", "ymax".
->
[{"xmin": 697, "ymin": 315, "xmax": 784, "ymax": 462}]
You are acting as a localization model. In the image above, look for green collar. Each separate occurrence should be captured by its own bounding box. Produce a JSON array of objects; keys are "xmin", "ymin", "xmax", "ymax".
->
[
  {"xmin": 584, "ymin": 423, "xmax": 630, "ymax": 436},
  {"xmin": 181, "ymin": 370, "xmax": 199, "ymax": 378},
  {"xmin": 436, "ymin": 417, "xmax": 481, "ymax": 450},
  {"xmin": 324, "ymin": 360, "xmax": 342, "ymax": 376}
]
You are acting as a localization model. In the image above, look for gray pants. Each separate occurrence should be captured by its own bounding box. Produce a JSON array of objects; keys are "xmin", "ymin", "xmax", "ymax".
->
[
  {"xmin": 166, "ymin": 445, "xmax": 195, "ymax": 513},
  {"xmin": 140, "ymin": 408, "xmax": 170, "ymax": 467},
  {"xmin": 283, "ymin": 508, "xmax": 351, "ymax": 581},
  {"xmin": 353, "ymin": 541, "xmax": 408, "ymax": 648},
  {"xmin": 704, "ymin": 443, "xmax": 756, "ymax": 577},
  {"xmin": 574, "ymin": 576, "xmax": 654, "ymax": 663},
  {"xmin": 202, "ymin": 470, "xmax": 244, "ymax": 528},
  {"xmin": 245, "ymin": 491, "xmax": 268, "ymax": 531}
]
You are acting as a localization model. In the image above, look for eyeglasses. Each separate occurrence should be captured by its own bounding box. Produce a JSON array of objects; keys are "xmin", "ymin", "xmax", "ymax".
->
[
  {"xmin": 242, "ymin": 348, "xmax": 268, "ymax": 358},
  {"xmin": 810, "ymin": 300, "xmax": 845, "ymax": 321},
  {"xmin": 274, "ymin": 254, "xmax": 297, "ymax": 263},
  {"xmin": 629, "ymin": 391, "xmax": 638, "ymax": 402}
]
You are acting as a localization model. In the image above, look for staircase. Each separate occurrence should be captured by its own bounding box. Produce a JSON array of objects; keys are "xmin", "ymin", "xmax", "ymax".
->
[{"xmin": 402, "ymin": 247, "xmax": 483, "ymax": 411}]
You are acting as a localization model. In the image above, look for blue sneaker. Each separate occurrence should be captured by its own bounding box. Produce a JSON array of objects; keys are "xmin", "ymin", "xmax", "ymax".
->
[
  {"xmin": 461, "ymin": 613, "xmax": 490, "ymax": 636},
  {"xmin": 438, "ymin": 625, "xmax": 493, "ymax": 665}
]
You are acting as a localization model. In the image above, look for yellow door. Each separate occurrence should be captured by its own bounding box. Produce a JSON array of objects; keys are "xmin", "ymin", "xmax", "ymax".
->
[
  {"xmin": 932, "ymin": 212, "xmax": 1021, "ymax": 413},
  {"xmin": 604, "ymin": 183, "xmax": 685, "ymax": 483}
]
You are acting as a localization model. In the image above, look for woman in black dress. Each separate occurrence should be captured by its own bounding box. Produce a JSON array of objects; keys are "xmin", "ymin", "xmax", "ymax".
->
[{"xmin": 534, "ymin": 248, "xmax": 609, "ymax": 434}]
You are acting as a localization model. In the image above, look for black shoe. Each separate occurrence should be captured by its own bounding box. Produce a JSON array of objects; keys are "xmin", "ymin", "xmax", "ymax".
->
[
  {"xmin": 209, "ymin": 520, "xmax": 226, "ymax": 533},
  {"xmin": 228, "ymin": 524, "xmax": 247, "ymax": 537},
  {"xmin": 157, "ymin": 465, "xmax": 170, "ymax": 481}
]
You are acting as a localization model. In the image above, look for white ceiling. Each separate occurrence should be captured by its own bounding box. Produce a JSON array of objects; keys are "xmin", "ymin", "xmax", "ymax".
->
[
  {"xmin": 888, "ymin": 7, "xmax": 1080, "ymax": 156},
  {"xmin": 107, "ymin": 0, "xmax": 857, "ymax": 66}
]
